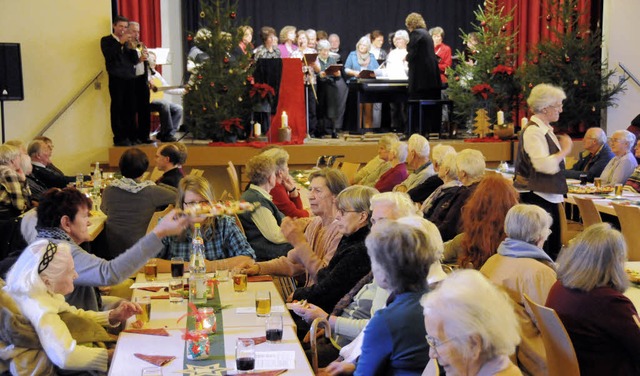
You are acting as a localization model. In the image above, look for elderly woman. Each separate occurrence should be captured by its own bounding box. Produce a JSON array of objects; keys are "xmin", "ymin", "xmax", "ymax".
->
[
  {"xmin": 405, "ymin": 12, "xmax": 441, "ymax": 100},
  {"xmin": 599, "ymin": 129, "xmax": 637, "ymax": 185},
  {"xmin": 353, "ymin": 134, "xmax": 398, "ymax": 186},
  {"xmin": 353, "ymin": 219, "xmax": 437, "ymax": 375},
  {"xmin": 291, "ymin": 185, "xmax": 377, "ymax": 312},
  {"xmin": 246, "ymin": 169, "xmax": 347, "ymax": 286},
  {"xmin": 546, "ymin": 223, "xmax": 640, "ymax": 375},
  {"xmin": 422, "ymin": 152, "xmax": 460, "ymax": 220},
  {"xmin": 386, "ymin": 29, "xmax": 409, "ymax": 79},
  {"xmin": 316, "ymin": 39, "xmax": 349, "ymax": 138},
  {"xmin": 443, "ymin": 174, "xmax": 519, "ymax": 269},
  {"xmin": 421, "ymin": 270, "xmax": 521, "ymax": 376},
  {"xmin": 261, "ymin": 147, "xmax": 310, "ymax": 218},
  {"xmin": 291, "ymin": 30, "xmax": 317, "ymax": 58},
  {"xmin": 345, "ymin": 36, "xmax": 380, "ymax": 129},
  {"xmin": 429, "ymin": 27, "xmax": 452, "ymax": 85},
  {"xmin": 4, "ymin": 240, "xmax": 140, "ymax": 373},
  {"xmin": 0, "ymin": 143, "xmax": 31, "ymax": 219},
  {"xmin": 101, "ymin": 148, "xmax": 176, "ymax": 258},
  {"xmin": 426, "ymin": 149, "xmax": 485, "ymax": 241},
  {"xmin": 28, "ymin": 187, "xmax": 188, "ymax": 312},
  {"xmin": 624, "ymin": 141, "xmax": 640, "ymax": 192},
  {"xmin": 277, "ymin": 25, "xmax": 298, "ymax": 58},
  {"xmin": 514, "ymin": 83, "xmax": 573, "ymax": 260},
  {"xmin": 254, "ymin": 26, "xmax": 281, "ymax": 59},
  {"xmin": 157, "ymin": 176, "xmax": 255, "ymax": 270},
  {"xmin": 375, "ymin": 141, "xmax": 409, "ymax": 193},
  {"xmin": 408, "ymin": 144, "xmax": 455, "ymax": 203},
  {"xmin": 238, "ymin": 154, "xmax": 292, "ymax": 261},
  {"xmin": 480, "ymin": 204, "xmax": 556, "ymax": 375}
]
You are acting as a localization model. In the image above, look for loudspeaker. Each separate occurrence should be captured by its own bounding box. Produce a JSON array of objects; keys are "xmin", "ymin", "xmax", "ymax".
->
[{"xmin": 0, "ymin": 43, "xmax": 24, "ymax": 101}]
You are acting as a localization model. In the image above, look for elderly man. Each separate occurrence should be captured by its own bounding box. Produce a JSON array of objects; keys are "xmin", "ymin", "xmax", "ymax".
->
[
  {"xmin": 407, "ymin": 144, "xmax": 455, "ymax": 203},
  {"xmin": 21, "ymin": 187, "xmax": 189, "ymax": 312},
  {"xmin": 395, "ymin": 134, "xmax": 434, "ymax": 192},
  {"xmin": 28, "ymin": 140, "xmax": 76, "ymax": 189},
  {"xmin": 600, "ymin": 130, "xmax": 637, "ymax": 186},
  {"xmin": 564, "ymin": 127, "xmax": 613, "ymax": 182}
]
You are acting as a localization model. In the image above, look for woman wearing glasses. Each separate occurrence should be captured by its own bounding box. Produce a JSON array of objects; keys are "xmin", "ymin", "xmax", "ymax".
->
[
  {"xmin": 421, "ymin": 270, "xmax": 521, "ymax": 376},
  {"xmin": 514, "ymin": 83, "xmax": 573, "ymax": 260},
  {"xmin": 157, "ymin": 175, "xmax": 255, "ymax": 270},
  {"xmin": 599, "ymin": 129, "xmax": 637, "ymax": 186}
]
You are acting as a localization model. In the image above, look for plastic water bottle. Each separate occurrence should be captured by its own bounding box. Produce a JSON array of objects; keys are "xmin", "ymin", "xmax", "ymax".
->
[{"xmin": 189, "ymin": 223, "xmax": 207, "ymax": 305}]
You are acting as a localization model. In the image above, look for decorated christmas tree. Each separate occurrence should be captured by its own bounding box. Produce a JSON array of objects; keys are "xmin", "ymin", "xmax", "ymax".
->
[
  {"xmin": 183, "ymin": 0, "xmax": 254, "ymax": 141},
  {"xmin": 519, "ymin": 0, "xmax": 625, "ymax": 134},
  {"xmin": 446, "ymin": 0, "xmax": 521, "ymax": 132}
]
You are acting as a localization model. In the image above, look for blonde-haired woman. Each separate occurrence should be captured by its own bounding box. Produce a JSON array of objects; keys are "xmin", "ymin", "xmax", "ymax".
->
[
  {"xmin": 278, "ymin": 25, "xmax": 298, "ymax": 58},
  {"xmin": 353, "ymin": 134, "xmax": 399, "ymax": 186},
  {"xmin": 158, "ymin": 175, "xmax": 255, "ymax": 271}
]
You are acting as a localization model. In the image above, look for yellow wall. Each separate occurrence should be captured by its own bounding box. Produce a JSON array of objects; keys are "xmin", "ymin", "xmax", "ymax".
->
[{"xmin": 1, "ymin": 0, "xmax": 113, "ymax": 175}]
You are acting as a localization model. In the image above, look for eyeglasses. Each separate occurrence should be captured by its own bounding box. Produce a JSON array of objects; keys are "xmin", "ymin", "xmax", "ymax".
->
[
  {"xmin": 425, "ymin": 335, "xmax": 456, "ymax": 354},
  {"xmin": 184, "ymin": 200, "xmax": 210, "ymax": 206},
  {"xmin": 336, "ymin": 208, "xmax": 361, "ymax": 216}
]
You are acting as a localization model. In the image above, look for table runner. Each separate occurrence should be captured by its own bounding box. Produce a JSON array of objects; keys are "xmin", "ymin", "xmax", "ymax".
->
[{"xmin": 184, "ymin": 283, "xmax": 227, "ymax": 369}]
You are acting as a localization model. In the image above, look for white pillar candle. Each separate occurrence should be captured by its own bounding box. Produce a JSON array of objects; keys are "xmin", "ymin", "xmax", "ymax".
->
[
  {"xmin": 253, "ymin": 122, "xmax": 261, "ymax": 137},
  {"xmin": 497, "ymin": 110, "xmax": 504, "ymax": 126},
  {"xmin": 281, "ymin": 111, "xmax": 288, "ymax": 128},
  {"xmin": 521, "ymin": 117, "xmax": 528, "ymax": 128}
]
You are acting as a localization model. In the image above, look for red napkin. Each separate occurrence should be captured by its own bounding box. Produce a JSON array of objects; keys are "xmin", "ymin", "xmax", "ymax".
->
[
  {"xmin": 237, "ymin": 370, "xmax": 286, "ymax": 376},
  {"xmin": 239, "ymin": 336, "xmax": 266, "ymax": 345},
  {"xmin": 248, "ymin": 275, "xmax": 273, "ymax": 282},
  {"xmin": 150, "ymin": 294, "xmax": 170, "ymax": 300},
  {"xmin": 134, "ymin": 353, "xmax": 175, "ymax": 366},
  {"xmin": 124, "ymin": 328, "xmax": 170, "ymax": 336},
  {"xmin": 138, "ymin": 286, "xmax": 165, "ymax": 292}
]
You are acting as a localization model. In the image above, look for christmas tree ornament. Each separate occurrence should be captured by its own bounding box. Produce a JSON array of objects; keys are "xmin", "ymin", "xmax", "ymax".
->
[
  {"xmin": 546, "ymin": 14, "xmax": 552, "ymax": 22},
  {"xmin": 582, "ymin": 82, "xmax": 587, "ymax": 87},
  {"xmin": 501, "ymin": 25, "xmax": 507, "ymax": 32},
  {"xmin": 576, "ymin": 32, "xmax": 582, "ymax": 40},
  {"xmin": 533, "ymin": 58, "xmax": 539, "ymax": 65},
  {"xmin": 455, "ymin": 76, "xmax": 460, "ymax": 81},
  {"xmin": 230, "ymin": 11, "xmax": 236, "ymax": 19},
  {"xmin": 592, "ymin": 106, "xmax": 596, "ymax": 112},
  {"xmin": 481, "ymin": 21, "xmax": 487, "ymax": 27},
  {"xmin": 238, "ymin": 97, "xmax": 243, "ymax": 102},
  {"xmin": 200, "ymin": 11, "xmax": 205, "ymax": 18},
  {"xmin": 198, "ymin": 75, "xmax": 203, "ymax": 80},
  {"xmin": 564, "ymin": 55, "xmax": 571, "ymax": 63},
  {"xmin": 228, "ymin": 69, "xmax": 234, "ymax": 74},
  {"xmin": 202, "ymin": 106, "xmax": 207, "ymax": 112},
  {"xmin": 528, "ymin": 83, "xmax": 534, "ymax": 88},
  {"xmin": 573, "ymin": 79, "xmax": 579, "ymax": 85},
  {"xmin": 223, "ymin": 56, "xmax": 230, "ymax": 64},
  {"xmin": 222, "ymin": 86, "xmax": 228, "ymax": 92},
  {"xmin": 187, "ymin": 35, "xmax": 193, "ymax": 41},
  {"xmin": 494, "ymin": 53, "xmax": 500, "ymax": 60},
  {"xmin": 210, "ymin": 82, "xmax": 215, "ymax": 87}
]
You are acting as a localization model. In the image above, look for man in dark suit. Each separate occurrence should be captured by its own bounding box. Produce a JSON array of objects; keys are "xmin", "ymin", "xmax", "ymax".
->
[
  {"xmin": 155, "ymin": 144, "xmax": 184, "ymax": 189},
  {"xmin": 101, "ymin": 15, "xmax": 139, "ymax": 146},
  {"xmin": 564, "ymin": 127, "xmax": 614, "ymax": 182},
  {"xmin": 128, "ymin": 21, "xmax": 153, "ymax": 144},
  {"xmin": 28, "ymin": 140, "xmax": 75, "ymax": 189}
]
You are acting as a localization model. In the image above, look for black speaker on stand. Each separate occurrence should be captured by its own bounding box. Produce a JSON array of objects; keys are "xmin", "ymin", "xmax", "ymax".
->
[{"xmin": 0, "ymin": 43, "xmax": 25, "ymax": 143}]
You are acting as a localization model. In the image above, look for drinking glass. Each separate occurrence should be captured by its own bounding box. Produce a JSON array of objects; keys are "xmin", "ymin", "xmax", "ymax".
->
[
  {"xmin": 144, "ymin": 259, "xmax": 157, "ymax": 281},
  {"xmin": 265, "ymin": 314, "xmax": 284, "ymax": 343},
  {"xmin": 217, "ymin": 259, "xmax": 229, "ymax": 282},
  {"xmin": 169, "ymin": 279, "xmax": 184, "ymax": 303},
  {"xmin": 134, "ymin": 295, "xmax": 151, "ymax": 324},
  {"xmin": 170, "ymin": 257, "xmax": 184, "ymax": 279},
  {"xmin": 594, "ymin": 177, "xmax": 602, "ymax": 188},
  {"xmin": 615, "ymin": 183, "xmax": 624, "ymax": 198},
  {"xmin": 235, "ymin": 338, "xmax": 255, "ymax": 373},
  {"xmin": 233, "ymin": 269, "xmax": 248, "ymax": 292},
  {"xmin": 579, "ymin": 174, "xmax": 588, "ymax": 185},
  {"xmin": 75, "ymin": 173, "xmax": 84, "ymax": 188},
  {"xmin": 255, "ymin": 290, "xmax": 271, "ymax": 317}
]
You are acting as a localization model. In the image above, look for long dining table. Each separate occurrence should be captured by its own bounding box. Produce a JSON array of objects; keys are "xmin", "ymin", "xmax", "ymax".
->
[{"xmin": 108, "ymin": 273, "xmax": 314, "ymax": 375}]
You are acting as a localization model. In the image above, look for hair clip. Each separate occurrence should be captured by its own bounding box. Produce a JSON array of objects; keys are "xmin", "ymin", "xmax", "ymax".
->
[{"xmin": 38, "ymin": 242, "xmax": 58, "ymax": 274}]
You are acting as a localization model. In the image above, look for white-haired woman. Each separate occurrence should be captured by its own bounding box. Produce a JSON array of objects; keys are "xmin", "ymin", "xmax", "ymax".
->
[
  {"xmin": 344, "ymin": 36, "xmax": 380, "ymax": 128},
  {"xmin": 514, "ymin": 83, "xmax": 572, "ymax": 260},
  {"xmin": 354, "ymin": 134, "xmax": 399, "ymax": 186},
  {"xmin": 375, "ymin": 142, "xmax": 409, "ymax": 193},
  {"xmin": 386, "ymin": 29, "xmax": 410, "ymax": 130},
  {"xmin": 4, "ymin": 240, "xmax": 140, "ymax": 373},
  {"xmin": 599, "ymin": 129, "xmax": 637, "ymax": 185},
  {"xmin": 480, "ymin": 204, "xmax": 557, "ymax": 375},
  {"xmin": 352, "ymin": 219, "xmax": 436, "ymax": 375},
  {"xmin": 316, "ymin": 39, "xmax": 349, "ymax": 137},
  {"xmin": 547, "ymin": 223, "xmax": 640, "ymax": 376},
  {"xmin": 421, "ymin": 270, "xmax": 522, "ymax": 376},
  {"xmin": 408, "ymin": 144, "xmax": 455, "ymax": 203}
]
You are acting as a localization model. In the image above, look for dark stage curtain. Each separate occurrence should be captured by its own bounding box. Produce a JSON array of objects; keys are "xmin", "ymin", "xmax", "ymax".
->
[
  {"xmin": 117, "ymin": 0, "xmax": 163, "ymax": 48},
  {"xmin": 183, "ymin": 0, "xmax": 483, "ymax": 62}
]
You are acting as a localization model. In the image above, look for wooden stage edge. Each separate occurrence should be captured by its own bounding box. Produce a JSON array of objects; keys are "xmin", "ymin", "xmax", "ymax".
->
[{"xmin": 107, "ymin": 139, "xmax": 515, "ymax": 168}]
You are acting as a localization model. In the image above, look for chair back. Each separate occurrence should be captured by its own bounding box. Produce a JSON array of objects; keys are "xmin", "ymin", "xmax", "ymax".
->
[
  {"xmin": 226, "ymin": 161, "xmax": 241, "ymax": 200},
  {"xmin": 339, "ymin": 162, "xmax": 361, "ymax": 184},
  {"xmin": 147, "ymin": 166, "xmax": 163, "ymax": 182},
  {"xmin": 558, "ymin": 202, "xmax": 582, "ymax": 246},
  {"xmin": 612, "ymin": 203, "xmax": 640, "ymax": 261},
  {"xmin": 272, "ymin": 276, "xmax": 296, "ymax": 301},
  {"xmin": 572, "ymin": 196, "xmax": 602, "ymax": 228},
  {"xmin": 189, "ymin": 168, "xmax": 204, "ymax": 177},
  {"xmin": 146, "ymin": 204, "xmax": 175, "ymax": 234},
  {"xmin": 523, "ymin": 294, "xmax": 580, "ymax": 376}
]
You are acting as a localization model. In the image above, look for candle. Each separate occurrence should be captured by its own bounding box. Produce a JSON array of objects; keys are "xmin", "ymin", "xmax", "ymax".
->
[
  {"xmin": 281, "ymin": 111, "xmax": 288, "ymax": 128},
  {"xmin": 497, "ymin": 110, "xmax": 504, "ymax": 126},
  {"xmin": 253, "ymin": 122, "xmax": 261, "ymax": 137},
  {"xmin": 521, "ymin": 117, "xmax": 528, "ymax": 128}
]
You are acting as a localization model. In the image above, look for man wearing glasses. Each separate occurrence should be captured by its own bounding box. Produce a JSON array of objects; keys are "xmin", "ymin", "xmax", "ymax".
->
[{"xmin": 564, "ymin": 127, "xmax": 613, "ymax": 182}]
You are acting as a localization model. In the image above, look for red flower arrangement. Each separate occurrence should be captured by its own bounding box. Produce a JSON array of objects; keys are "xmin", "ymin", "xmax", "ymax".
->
[
  {"xmin": 249, "ymin": 82, "xmax": 275, "ymax": 99},
  {"xmin": 471, "ymin": 83, "xmax": 495, "ymax": 100},
  {"xmin": 220, "ymin": 117, "xmax": 244, "ymax": 133},
  {"xmin": 491, "ymin": 65, "xmax": 515, "ymax": 75}
]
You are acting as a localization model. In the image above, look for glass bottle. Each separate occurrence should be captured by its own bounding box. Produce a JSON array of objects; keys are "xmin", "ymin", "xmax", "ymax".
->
[{"xmin": 189, "ymin": 223, "xmax": 207, "ymax": 304}]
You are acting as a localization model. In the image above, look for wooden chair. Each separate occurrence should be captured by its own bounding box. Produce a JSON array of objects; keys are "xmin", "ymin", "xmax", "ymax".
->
[
  {"xmin": 339, "ymin": 162, "xmax": 361, "ymax": 184},
  {"xmin": 558, "ymin": 202, "xmax": 582, "ymax": 247},
  {"xmin": 146, "ymin": 204, "xmax": 175, "ymax": 234},
  {"xmin": 226, "ymin": 161, "xmax": 241, "ymax": 200},
  {"xmin": 272, "ymin": 276, "xmax": 297, "ymax": 301},
  {"xmin": 572, "ymin": 196, "xmax": 602, "ymax": 228},
  {"xmin": 612, "ymin": 203, "xmax": 640, "ymax": 261},
  {"xmin": 146, "ymin": 166, "xmax": 163, "ymax": 182},
  {"xmin": 523, "ymin": 294, "xmax": 580, "ymax": 376},
  {"xmin": 189, "ymin": 168, "xmax": 204, "ymax": 177}
]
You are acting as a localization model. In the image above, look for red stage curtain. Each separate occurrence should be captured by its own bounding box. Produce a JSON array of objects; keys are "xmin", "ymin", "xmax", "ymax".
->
[
  {"xmin": 117, "ymin": 0, "xmax": 162, "ymax": 49},
  {"xmin": 497, "ymin": 0, "xmax": 591, "ymax": 66},
  {"xmin": 268, "ymin": 59, "xmax": 306, "ymax": 144}
]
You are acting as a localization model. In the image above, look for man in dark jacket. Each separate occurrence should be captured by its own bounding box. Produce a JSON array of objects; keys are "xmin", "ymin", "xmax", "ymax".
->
[{"xmin": 564, "ymin": 127, "xmax": 614, "ymax": 182}]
